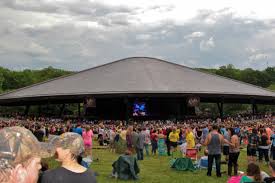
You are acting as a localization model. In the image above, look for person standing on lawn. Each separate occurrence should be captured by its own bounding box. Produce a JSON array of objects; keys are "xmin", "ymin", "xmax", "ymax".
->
[
  {"xmin": 166, "ymin": 127, "xmax": 172, "ymax": 156},
  {"xmin": 169, "ymin": 127, "xmax": 179, "ymax": 157},
  {"xmin": 186, "ymin": 127, "xmax": 195, "ymax": 148},
  {"xmin": 247, "ymin": 128, "xmax": 259, "ymax": 162},
  {"xmin": 258, "ymin": 128, "xmax": 270, "ymax": 164},
  {"xmin": 126, "ymin": 126, "xmax": 134, "ymax": 153},
  {"xmin": 135, "ymin": 128, "xmax": 145, "ymax": 160},
  {"xmin": 150, "ymin": 129, "xmax": 158, "ymax": 155},
  {"xmin": 227, "ymin": 128, "xmax": 240, "ymax": 177},
  {"xmin": 204, "ymin": 125, "xmax": 224, "ymax": 177},
  {"xmin": 142, "ymin": 127, "xmax": 150, "ymax": 156},
  {"xmin": 82, "ymin": 125, "xmax": 94, "ymax": 158},
  {"xmin": 271, "ymin": 130, "xmax": 275, "ymax": 160}
]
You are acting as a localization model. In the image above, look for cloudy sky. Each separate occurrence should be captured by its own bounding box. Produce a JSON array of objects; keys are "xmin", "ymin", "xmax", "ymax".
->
[{"xmin": 0, "ymin": 0, "xmax": 275, "ymax": 71}]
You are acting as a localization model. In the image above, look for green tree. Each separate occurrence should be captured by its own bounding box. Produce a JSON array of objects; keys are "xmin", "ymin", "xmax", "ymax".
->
[
  {"xmin": 0, "ymin": 72, "xmax": 4, "ymax": 93},
  {"xmin": 240, "ymin": 68, "xmax": 272, "ymax": 88},
  {"xmin": 265, "ymin": 67, "xmax": 275, "ymax": 86},
  {"xmin": 215, "ymin": 64, "xmax": 241, "ymax": 80}
]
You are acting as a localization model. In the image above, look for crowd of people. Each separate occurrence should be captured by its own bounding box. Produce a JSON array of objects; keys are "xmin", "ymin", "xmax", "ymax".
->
[{"xmin": 0, "ymin": 113, "xmax": 275, "ymax": 183}]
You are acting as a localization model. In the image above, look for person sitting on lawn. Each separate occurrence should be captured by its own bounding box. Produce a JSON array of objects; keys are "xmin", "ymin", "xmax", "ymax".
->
[
  {"xmin": 263, "ymin": 161, "xmax": 275, "ymax": 183},
  {"xmin": 198, "ymin": 149, "xmax": 210, "ymax": 169},
  {"xmin": 41, "ymin": 132, "xmax": 97, "ymax": 183},
  {"xmin": 240, "ymin": 162, "xmax": 261, "ymax": 183},
  {"xmin": 0, "ymin": 127, "xmax": 51, "ymax": 183}
]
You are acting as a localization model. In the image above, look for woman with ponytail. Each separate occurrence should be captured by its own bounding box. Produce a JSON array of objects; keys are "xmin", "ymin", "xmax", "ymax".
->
[{"xmin": 240, "ymin": 162, "xmax": 261, "ymax": 183}]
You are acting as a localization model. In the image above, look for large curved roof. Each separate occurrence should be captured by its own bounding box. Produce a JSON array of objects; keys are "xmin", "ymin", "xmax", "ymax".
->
[{"xmin": 0, "ymin": 57, "xmax": 275, "ymax": 102}]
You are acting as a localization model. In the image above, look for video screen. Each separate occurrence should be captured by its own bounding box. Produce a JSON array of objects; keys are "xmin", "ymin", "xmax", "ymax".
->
[{"xmin": 133, "ymin": 101, "xmax": 147, "ymax": 116}]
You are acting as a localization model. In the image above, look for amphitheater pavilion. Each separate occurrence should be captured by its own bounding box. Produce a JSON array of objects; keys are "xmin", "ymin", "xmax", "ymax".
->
[{"xmin": 0, "ymin": 57, "xmax": 274, "ymax": 120}]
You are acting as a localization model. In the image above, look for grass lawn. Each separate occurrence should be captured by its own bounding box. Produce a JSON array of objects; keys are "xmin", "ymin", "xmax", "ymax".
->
[{"xmin": 45, "ymin": 146, "xmax": 271, "ymax": 183}]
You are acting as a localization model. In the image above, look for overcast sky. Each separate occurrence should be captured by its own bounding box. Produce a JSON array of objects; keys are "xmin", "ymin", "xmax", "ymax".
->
[{"xmin": 0, "ymin": 0, "xmax": 275, "ymax": 71}]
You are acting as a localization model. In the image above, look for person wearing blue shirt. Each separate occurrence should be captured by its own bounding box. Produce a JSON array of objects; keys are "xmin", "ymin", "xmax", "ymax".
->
[
  {"xmin": 222, "ymin": 129, "xmax": 230, "ymax": 162},
  {"xmin": 202, "ymin": 126, "xmax": 209, "ymax": 144},
  {"xmin": 271, "ymin": 133, "xmax": 275, "ymax": 160},
  {"xmin": 220, "ymin": 126, "xmax": 226, "ymax": 135},
  {"xmin": 234, "ymin": 127, "xmax": 240, "ymax": 136},
  {"xmin": 73, "ymin": 123, "xmax": 83, "ymax": 136}
]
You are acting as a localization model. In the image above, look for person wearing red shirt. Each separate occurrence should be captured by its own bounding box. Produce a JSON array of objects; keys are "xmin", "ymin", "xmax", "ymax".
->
[{"xmin": 151, "ymin": 130, "xmax": 158, "ymax": 155}]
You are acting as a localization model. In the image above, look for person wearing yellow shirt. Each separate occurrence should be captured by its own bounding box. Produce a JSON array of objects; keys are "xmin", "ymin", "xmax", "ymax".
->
[
  {"xmin": 186, "ymin": 128, "xmax": 195, "ymax": 149},
  {"xmin": 169, "ymin": 127, "xmax": 179, "ymax": 155},
  {"xmin": 120, "ymin": 128, "xmax": 127, "ymax": 140}
]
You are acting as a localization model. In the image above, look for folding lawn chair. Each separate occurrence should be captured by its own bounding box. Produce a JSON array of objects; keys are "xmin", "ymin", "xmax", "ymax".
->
[{"xmin": 185, "ymin": 148, "xmax": 198, "ymax": 161}]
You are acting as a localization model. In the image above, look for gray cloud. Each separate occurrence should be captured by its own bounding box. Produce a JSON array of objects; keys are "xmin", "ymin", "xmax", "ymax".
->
[
  {"xmin": 0, "ymin": 2, "xmax": 275, "ymax": 71},
  {"xmin": 0, "ymin": 0, "xmax": 134, "ymax": 16},
  {"xmin": 0, "ymin": 0, "xmax": 136, "ymax": 27}
]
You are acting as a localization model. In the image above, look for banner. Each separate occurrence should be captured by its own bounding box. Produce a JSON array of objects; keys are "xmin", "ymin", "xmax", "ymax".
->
[
  {"xmin": 187, "ymin": 96, "xmax": 200, "ymax": 107},
  {"xmin": 84, "ymin": 97, "xmax": 96, "ymax": 108}
]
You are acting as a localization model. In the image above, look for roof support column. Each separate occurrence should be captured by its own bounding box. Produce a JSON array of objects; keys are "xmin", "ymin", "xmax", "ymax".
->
[
  {"xmin": 220, "ymin": 102, "xmax": 224, "ymax": 118},
  {"xmin": 251, "ymin": 99, "xmax": 257, "ymax": 119},
  {"xmin": 176, "ymin": 101, "xmax": 180, "ymax": 121},
  {"xmin": 59, "ymin": 104, "xmax": 65, "ymax": 117},
  {"xmin": 252, "ymin": 103, "xmax": 257, "ymax": 116},
  {"xmin": 38, "ymin": 105, "xmax": 41, "ymax": 117},
  {"xmin": 24, "ymin": 105, "xmax": 30, "ymax": 116},
  {"xmin": 217, "ymin": 98, "xmax": 224, "ymax": 118},
  {"xmin": 124, "ymin": 97, "xmax": 130, "ymax": 124},
  {"xmin": 176, "ymin": 98, "xmax": 184, "ymax": 121},
  {"xmin": 46, "ymin": 101, "xmax": 50, "ymax": 117},
  {"xmin": 78, "ymin": 103, "xmax": 81, "ymax": 117}
]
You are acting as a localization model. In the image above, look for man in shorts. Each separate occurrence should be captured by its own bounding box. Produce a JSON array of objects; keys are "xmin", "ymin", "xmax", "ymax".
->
[
  {"xmin": 223, "ymin": 129, "xmax": 230, "ymax": 162},
  {"xmin": 247, "ymin": 128, "xmax": 259, "ymax": 162},
  {"xmin": 169, "ymin": 127, "xmax": 179, "ymax": 156}
]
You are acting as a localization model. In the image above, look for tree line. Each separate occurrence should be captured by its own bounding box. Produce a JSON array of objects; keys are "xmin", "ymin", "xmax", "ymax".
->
[
  {"xmin": 198, "ymin": 64, "xmax": 275, "ymax": 90},
  {"xmin": 0, "ymin": 66, "xmax": 72, "ymax": 93},
  {"xmin": 199, "ymin": 65, "xmax": 275, "ymax": 115}
]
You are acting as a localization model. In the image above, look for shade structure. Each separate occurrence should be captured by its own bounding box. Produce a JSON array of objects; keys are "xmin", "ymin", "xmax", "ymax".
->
[{"xmin": 0, "ymin": 57, "xmax": 274, "ymax": 106}]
